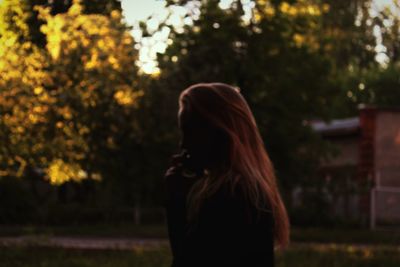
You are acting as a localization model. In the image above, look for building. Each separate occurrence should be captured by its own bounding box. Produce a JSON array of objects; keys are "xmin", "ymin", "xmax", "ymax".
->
[{"xmin": 310, "ymin": 104, "xmax": 400, "ymax": 228}]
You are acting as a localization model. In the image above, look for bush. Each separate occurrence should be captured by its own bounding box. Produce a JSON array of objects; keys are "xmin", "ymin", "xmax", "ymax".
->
[{"xmin": 0, "ymin": 177, "xmax": 38, "ymax": 223}]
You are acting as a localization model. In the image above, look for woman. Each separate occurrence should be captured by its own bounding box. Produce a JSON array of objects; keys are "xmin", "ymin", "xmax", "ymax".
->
[{"xmin": 163, "ymin": 82, "xmax": 290, "ymax": 267}]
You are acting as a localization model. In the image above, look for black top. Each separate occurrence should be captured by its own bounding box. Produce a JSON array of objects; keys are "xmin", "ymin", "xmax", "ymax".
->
[{"xmin": 163, "ymin": 165, "xmax": 275, "ymax": 267}]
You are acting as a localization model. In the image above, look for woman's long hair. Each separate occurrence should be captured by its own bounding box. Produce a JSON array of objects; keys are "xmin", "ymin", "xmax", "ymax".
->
[{"xmin": 178, "ymin": 82, "xmax": 290, "ymax": 250}]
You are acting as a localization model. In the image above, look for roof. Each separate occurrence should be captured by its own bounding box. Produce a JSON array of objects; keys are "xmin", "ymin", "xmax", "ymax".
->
[
  {"xmin": 358, "ymin": 103, "xmax": 400, "ymax": 112},
  {"xmin": 309, "ymin": 117, "xmax": 360, "ymax": 136}
]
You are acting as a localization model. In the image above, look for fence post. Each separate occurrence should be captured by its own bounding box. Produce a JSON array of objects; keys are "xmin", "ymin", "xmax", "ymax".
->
[{"xmin": 370, "ymin": 186, "xmax": 376, "ymax": 229}]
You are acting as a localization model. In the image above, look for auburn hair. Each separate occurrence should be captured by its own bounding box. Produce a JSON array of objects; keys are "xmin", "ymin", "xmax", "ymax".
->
[{"xmin": 178, "ymin": 82, "xmax": 290, "ymax": 250}]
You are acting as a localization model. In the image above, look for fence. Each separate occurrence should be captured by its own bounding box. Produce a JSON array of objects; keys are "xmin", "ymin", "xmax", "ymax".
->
[{"xmin": 370, "ymin": 171, "xmax": 400, "ymax": 229}]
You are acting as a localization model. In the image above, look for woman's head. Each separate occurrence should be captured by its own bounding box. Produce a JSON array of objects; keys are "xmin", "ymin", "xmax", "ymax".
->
[
  {"xmin": 178, "ymin": 82, "xmax": 290, "ymax": 250},
  {"xmin": 178, "ymin": 83, "xmax": 243, "ymax": 171}
]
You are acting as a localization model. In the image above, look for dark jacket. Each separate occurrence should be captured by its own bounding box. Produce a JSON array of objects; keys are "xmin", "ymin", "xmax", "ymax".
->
[{"xmin": 163, "ymin": 165, "xmax": 275, "ymax": 267}]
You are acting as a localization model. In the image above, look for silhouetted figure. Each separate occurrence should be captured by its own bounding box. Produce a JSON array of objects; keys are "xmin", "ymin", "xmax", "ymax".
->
[{"xmin": 163, "ymin": 83, "xmax": 290, "ymax": 267}]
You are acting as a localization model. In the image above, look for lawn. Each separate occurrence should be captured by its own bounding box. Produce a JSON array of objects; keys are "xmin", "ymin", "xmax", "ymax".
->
[
  {"xmin": 1, "ymin": 223, "xmax": 399, "ymax": 245},
  {"xmin": 0, "ymin": 243, "xmax": 399, "ymax": 267},
  {"xmin": 1, "ymin": 223, "xmax": 399, "ymax": 266}
]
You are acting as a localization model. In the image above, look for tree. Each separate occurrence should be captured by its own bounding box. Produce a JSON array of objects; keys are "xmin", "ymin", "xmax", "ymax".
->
[
  {"xmin": 319, "ymin": 0, "xmax": 377, "ymax": 71},
  {"xmin": 333, "ymin": 1, "xmax": 400, "ymax": 115},
  {"xmin": 0, "ymin": 0, "xmax": 122, "ymax": 48},
  {"xmin": 0, "ymin": 0, "xmax": 54, "ymax": 178},
  {"xmin": 143, "ymin": 0, "xmax": 339, "ymax": 210},
  {"xmin": 0, "ymin": 0, "xmax": 143, "ymax": 195}
]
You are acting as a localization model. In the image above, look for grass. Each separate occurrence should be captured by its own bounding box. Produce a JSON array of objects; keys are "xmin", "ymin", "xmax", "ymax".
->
[
  {"xmin": 1, "ymin": 222, "xmax": 399, "ymax": 267},
  {"xmin": 0, "ymin": 223, "xmax": 168, "ymax": 238},
  {"xmin": 0, "ymin": 245, "xmax": 172, "ymax": 267},
  {"xmin": 290, "ymin": 227, "xmax": 400, "ymax": 245},
  {"xmin": 0, "ymin": 243, "xmax": 399, "ymax": 267},
  {"xmin": 276, "ymin": 243, "xmax": 400, "ymax": 267},
  {"xmin": 1, "ymin": 223, "xmax": 400, "ymax": 245}
]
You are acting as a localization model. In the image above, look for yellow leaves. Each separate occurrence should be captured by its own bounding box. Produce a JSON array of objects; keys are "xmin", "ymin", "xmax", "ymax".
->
[
  {"xmin": 306, "ymin": 5, "xmax": 320, "ymax": 16},
  {"xmin": 81, "ymin": 37, "xmax": 90, "ymax": 47},
  {"xmin": 293, "ymin": 33, "xmax": 305, "ymax": 46},
  {"xmin": 150, "ymin": 68, "xmax": 161, "ymax": 78},
  {"xmin": 0, "ymin": 0, "xmax": 31, "ymax": 41},
  {"xmin": 279, "ymin": 1, "xmax": 323, "ymax": 17},
  {"xmin": 0, "ymin": 0, "xmax": 140, "ymax": 181},
  {"xmin": 292, "ymin": 33, "xmax": 319, "ymax": 50},
  {"xmin": 63, "ymin": 111, "xmax": 73, "ymax": 120},
  {"xmin": 16, "ymin": 126, "xmax": 25, "ymax": 133},
  {"xmin": 91, "ymin": 173, "xmax": 102, "ymax": 182},
  {"xmin": 47, "ymin": 34, "xmax": 61, "ymax": 59},
  {"xmin": 114, "ymin": 90, "xmax": 131, "ymax": 105},
  {"xmin": 122, "ymin": 34, "xmax": 133, "ymax": 45},
  {"xmin": 48, "ymin": 42, "xmax": 60, "ymax": 59},
  {"xmin": 56, "ymin": 121, "xmax": 64, "ymax": 128},
  {"xmin": 114, "ymin": 87, "xmax": 144, "ymax": 106},
  {"xmin": 59, "ymin": 106, "xmax": 73, "ymax": 120},
  {"xmin": 34, "ymin": 4, "xmax": 51, "ymax": 21},
  {"xmin": 3, "ymin": 35, "xmax": 18, "ymax": 48},
  {"xmin": 34, "ymin": 86, "xmax": 43, "ymax": 95},
  {"xmin": 280, "ymin": 2, "xmax": 292, "ymax": 14},
  {"xmin": 33, "ymin": 105, "xmax": 48, "ymax": 113},
  {"xmin": 45, "ymin": 158, "xmax": 103, "ymax": 186},
  {"xmin": 68, "ymin": 0, "xmax": 84, "ymax": 16},
  {"xmin": 264, "ymin": 6, "xmax": 276, "ymax": 17},
  {"xmin": 38, "ymin": 0, "xmax": 138, "ymax": 80},
  {"xmin": 107, "ymin": 136, "xmax": 117, "ymax": 149},
  {"xmin": 89, "ymin": 98, "xmax": 97, "ymax": 107},
  {"xmin": 253, "ymin": 0, "xmax": 275, "ymax": 23},
  {"xmin": 84, "ymin": 56, "xmax": 98, "ymax": 70},
  {"xmin": 322, "ymin": 4, "xmax": 330, "ymax": 13},
  {"xmin": 38, "ymin": 92, "xmax": 52, "ymax": 103},
  {"xmin": 110, "ymin": 10, "xmax": 122, "ymax": 20},
  {"xmin": 15, "ymin": 155, "xmax": 26, "ymax": 177},
  {"xmin": 70, "ymin": 40, "xmax": 78, "ymax": 49},
  {"xmin": 26, "ymin": 104, "xmax": 48, "ymax": 124},
  {"xmin": 21, "ymin": 42, "xmax": 31, "ymax": 50},
  {"xmin": 97, "ymin": 39, "xmax": 106, "ymax": 49},
  {"xmin": 46, "ymin": 159, "xmax": 87, "ymax": 185},
  {"xmin": 32, "ymin": 143, "xmax": 44, "ymax": 153},
  {"xmin": 29, "ymin": 113, "xmax": 39, "ymax": 124},
  {"xmin": 255, "ymin": 1, "xmax": 327, "ymax": 23},
  {"xmin": 253, "ymin": 10, "xmax": 262, "ymax": 23},
  {"xmin": 108, "ymin": 55, "xmax": 118, "ymax": 65},
  {"xmin": 78, "ymin": 125, "xmax": 90, "ymax": 135}
]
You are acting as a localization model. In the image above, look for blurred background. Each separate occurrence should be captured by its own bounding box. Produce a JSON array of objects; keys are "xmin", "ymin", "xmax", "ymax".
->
[{"xmin": 0, "ymin": 0, "xmax": 399, "ymax": 266}]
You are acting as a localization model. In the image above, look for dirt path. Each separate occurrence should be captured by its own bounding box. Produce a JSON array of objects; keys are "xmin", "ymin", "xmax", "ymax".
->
[
  {"xmin": 0, "ymin": 236, "xmax": 169, "ymax": 250},
  {"xmin": 0, "ymin": 236, "xmax": 399, "ymax": 251}
]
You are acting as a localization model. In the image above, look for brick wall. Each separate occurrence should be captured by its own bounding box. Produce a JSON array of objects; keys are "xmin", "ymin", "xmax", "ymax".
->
[
  {"xmin": 357, "ymin": 107, "xmax": 376, "ymax": 224},
  {"xmin": 375, "ymin": 111, "xmax": 400, "ymax": 187}
]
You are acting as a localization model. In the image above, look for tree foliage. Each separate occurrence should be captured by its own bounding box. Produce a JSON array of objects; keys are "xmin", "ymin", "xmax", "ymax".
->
[
  {"xmin": 0, "ymin": 0, "xmax": 142, "ymax": 191},
  {"xmin": 1, "ymin": 0, "xmax": 399, "ymax": 222},
  {"xmin": 143, "ymin": 0, "xmax": 341, "ymax": 204}
]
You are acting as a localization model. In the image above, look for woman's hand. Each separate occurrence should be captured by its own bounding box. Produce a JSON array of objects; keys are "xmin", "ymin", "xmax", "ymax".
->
[
  {"xmin": 165, "ymin": 148, "xmax": 204, "ymax": 179},
  {"xmin": 164, "ymin": 149, "xmax": 188, "ymax": 177}
]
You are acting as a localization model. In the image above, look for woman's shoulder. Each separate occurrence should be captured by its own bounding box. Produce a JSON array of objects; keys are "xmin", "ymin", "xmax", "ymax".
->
[
  {"xmin": 213, "ymin": 181, "xmax": 274, "ymax": 225},
  {"xmin": 163, "ymin": 162, "xmax": 204, "ymax": 201}
]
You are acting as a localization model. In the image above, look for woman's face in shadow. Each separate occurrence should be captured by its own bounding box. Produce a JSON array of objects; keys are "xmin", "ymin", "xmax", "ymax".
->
[{"xmin": 178, "ymin": 109, "xmax": 227, "ymax": 169}]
